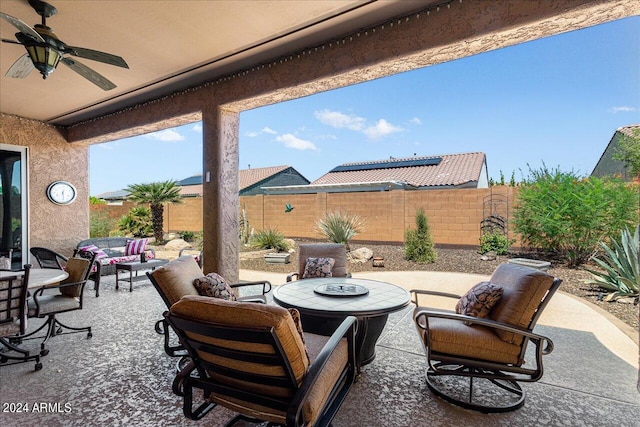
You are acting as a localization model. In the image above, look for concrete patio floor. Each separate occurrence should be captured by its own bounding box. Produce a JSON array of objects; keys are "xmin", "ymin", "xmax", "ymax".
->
[{"xmin": 1, "ymin": 269, "xmax": 639, "ymax": 426}]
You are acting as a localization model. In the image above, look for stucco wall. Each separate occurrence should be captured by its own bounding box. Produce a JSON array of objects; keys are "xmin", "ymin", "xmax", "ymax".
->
[{"xmin": 0, "ymin": 114, "xmax": 90, "ymax": 257}]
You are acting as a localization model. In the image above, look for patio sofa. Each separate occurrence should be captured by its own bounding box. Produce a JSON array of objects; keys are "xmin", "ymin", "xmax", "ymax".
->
[{"xmin": 76, "ymin": 237, "xmax": 156, "ymax": 277}]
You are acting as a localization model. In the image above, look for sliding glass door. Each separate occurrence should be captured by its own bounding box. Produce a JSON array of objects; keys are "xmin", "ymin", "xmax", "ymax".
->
[{"xmin": 0, "ymin": 145, "xmax": 27, "ymax": 268}]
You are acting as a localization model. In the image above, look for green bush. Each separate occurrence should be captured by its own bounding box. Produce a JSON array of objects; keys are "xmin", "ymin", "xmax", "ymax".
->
[
  {"xmin": 405, "ymin": 208, "xmax": 437, "ymax": 263},
  {"xmin": 118, "ymin": 207, "xmax": 152, "ymax": 238},
  {"xmin": 479, "ymin": 230, "xmax": 514, "ymax": 255},
  {"xmin": 512, "ymin": 165, "xmax": 638, "ymax": 267},
  {"xmin": 178, "ymin": 231, "xmax": 196, "ymax": 242},
  {"xmin": 90, "ymin": 211, "xmax": 116, "ymax": 238},
  {"xmin": 583, "ymin": 226, "xmax": 639, "ymax": 301},
  {"xmin": 251, "ymin": 227, "xmax": 289, "ymax": 252},
  {"xmin": 316, "ymin": 210, "xmax": 364, "ymax": 251}
]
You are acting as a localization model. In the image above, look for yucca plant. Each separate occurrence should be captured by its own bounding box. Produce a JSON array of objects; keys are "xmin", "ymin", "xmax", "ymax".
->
[
  {"xmin": 583, "ymin": 225, "xmax": 639, "ymax": 301},
  {"xmin": 250, "ymin": 227, "xmax": 289, "ymax": 252},
  {"xmin": 315, "ymin": 210, "xmax": 364, "ymax": 251}
]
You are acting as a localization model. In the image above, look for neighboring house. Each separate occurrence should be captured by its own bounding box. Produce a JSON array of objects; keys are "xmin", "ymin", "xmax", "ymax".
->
[
  {"xmin": 591, "ymin": 124, "xmax": 640, "ymax": 181},
  {"xmin": 263, "ymin": 152, "xmax": 488, "ymax": 194},
  {"xmin": 95, "ymin": 165, "xmax": 309, "ymax": 200}
]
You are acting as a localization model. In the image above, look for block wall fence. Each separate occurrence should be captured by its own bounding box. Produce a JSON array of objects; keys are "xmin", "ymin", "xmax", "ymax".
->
[{"xmin": 92, "ymin": 186, "xmax": 519, "ymax": 247}]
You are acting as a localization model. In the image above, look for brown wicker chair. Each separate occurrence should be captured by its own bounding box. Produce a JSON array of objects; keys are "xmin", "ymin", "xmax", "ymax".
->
[
  {"xmin": 166, "ymin": 295, "xmax": 357, "ymax": 426},
  {"xmin": 287, "ymin": 243, "xmax": 349, "ymax": 282},
  {"xmin": 412, "ymin": 263, "xmax": 562, "ymax": 413},
  {"xmin": 0, "ymin": 264, "xmax": 42, "ymax": 371}
]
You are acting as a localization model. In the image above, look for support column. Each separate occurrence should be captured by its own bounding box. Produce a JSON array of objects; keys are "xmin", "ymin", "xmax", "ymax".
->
[{"xmin": 202, "ymin": 107, "xmax": 239, "ymax": 282}]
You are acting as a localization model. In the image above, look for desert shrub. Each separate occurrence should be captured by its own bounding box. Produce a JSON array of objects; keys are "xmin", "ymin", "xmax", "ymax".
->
[
  {"xmin": 239, "ymin": 208, "xmax": 252, "ymax": 245},
  {"xmin": 178, "ymin": 231, "xmax": 196, "ymax": 242},
  {"xmin": 316, "ymin": 210, "xmax": 364, "ymax": 251},
  {"xmin": 90, "ymin": 211, "xmax": 116, "ymax": 238},
  {"xmin": 512, "ymin": 166, "xmax": 638, "ymax": 267},
  {"xmin": 118, "ymin": 207, "xmax": 152, "ymax": 237},
  {"xmin": 479, "ymin": 230, "xmax": 514, "ymax": 255},
  {"xmin": 251, "ymin": 227, "xmax": 289, "ymax": 252},
  {"xmin": 583, "ymin": 226, "xmax": 639, "ymax": 301},
  {"xmin": 405, "ymin": 208, "xmax": 437, "ymax": 263}
]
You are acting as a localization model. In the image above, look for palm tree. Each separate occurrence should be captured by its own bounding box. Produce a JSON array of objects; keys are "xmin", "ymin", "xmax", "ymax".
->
[{"xmin": 125, "ymin": 180, "xmax": 182, "ymax": 243}]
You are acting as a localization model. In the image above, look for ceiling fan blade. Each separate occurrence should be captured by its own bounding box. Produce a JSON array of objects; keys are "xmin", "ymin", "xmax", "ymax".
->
[
  {"xmin": 0, "ymin": 12, "xmax": 45, "ymax": 42},
  {"xmin": 2, "ymin": 38, "xmax": 22, "ymax": 45},
  {"xmin": 66, "ymin": 46, "xmax": 129, "ymax": 69},
  {"xmin": 5, "ymin": 54, "xmax": 34, "ymax": 78},
  {"xmin": 61, "ymin": 57, "xmax": 116, "ymax": 91}
]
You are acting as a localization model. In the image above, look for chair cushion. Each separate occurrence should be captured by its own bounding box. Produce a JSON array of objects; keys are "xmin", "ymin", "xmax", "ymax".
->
[
  {"xmin": 29, "ymin": 295, "xmax": 80, "ymax": 316},
  {"xmin": 171, "ymin": 295, "xmax": 311, "ymax": 382},
  {"xmin": 426, "ymin": 317, "xmax": 522, "ymax": 365},
  {"xmin": 124, "ymin": 238, "xmax": 149, "ymax": 256},
  {"xmin": 193, "ymin": 273, "xmax": 237, "ymax": 301},
  {"xmin": 455, "ymin": 281, "xmax": 503, "ymax": 324},
  {"xmin": 0, "ymin": 256, "xmax": 10, "ymax": 270},
  {"xmin": 488, "ymin": 263, "xmax": 555, "ymax": 344},
  {"xmin": 149, "ymin": 256, "xmax": 201, "ymax": 307},
  {"xmin": 0, "ymin": 319, "xmax": 20, "ymax": 337},
  {"xmin": 60, "ymin": 257, "xmax": 90, "ymax": 298},
  {"xmin": 302, "ymin": 257, "xmax": 335, "ymax": 279}
]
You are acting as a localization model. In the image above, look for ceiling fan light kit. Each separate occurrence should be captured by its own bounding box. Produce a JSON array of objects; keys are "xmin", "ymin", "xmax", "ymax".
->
[{"xmin": 0, "ymin": 0, "xmax": 128, "ymax": 90}]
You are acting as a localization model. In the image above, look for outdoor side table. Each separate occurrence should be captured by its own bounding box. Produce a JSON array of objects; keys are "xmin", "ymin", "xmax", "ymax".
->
[{"xmin": 115, "ymin": 259, "xmax": 168, "ymax": 292}]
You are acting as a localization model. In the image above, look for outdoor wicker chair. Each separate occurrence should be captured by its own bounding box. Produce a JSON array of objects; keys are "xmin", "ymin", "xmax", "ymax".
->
[
  {"xmin": 30, "ymin": 247, "xmax": 67, "ymax": 270},
  {"xmin": 412, "ymin": 263, "xmax": 562, "ymax": 413},
  {"xmin": 166, "ymin": 295, "xmax": 357, "ymax": 426},
  {"xmin": 287, "ymin": 243, "xmax": 349, "ymax": 282}
]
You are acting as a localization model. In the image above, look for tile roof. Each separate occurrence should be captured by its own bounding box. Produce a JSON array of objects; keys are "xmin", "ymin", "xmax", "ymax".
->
[
  {"xmin": 239, "ymin": 165, "xmax": 290, "ymax": 190},
  {"xmin": 312, "ymin": 152, "xmax": 486, "ymax": 188}
]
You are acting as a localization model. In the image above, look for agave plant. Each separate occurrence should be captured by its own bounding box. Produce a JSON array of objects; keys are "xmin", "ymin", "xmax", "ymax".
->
[
  {"xmin": 583, "ymin": 226, "xmax": 639, "ymax": 301},
  {"xmin": 315, "ymin": 210, "xmax": 365, "ymax": 251}
]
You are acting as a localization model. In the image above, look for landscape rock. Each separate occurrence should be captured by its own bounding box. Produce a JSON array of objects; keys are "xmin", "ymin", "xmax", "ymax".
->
[
  {"xmin": 284, "ymin": 238, "xmax": 296, "ymax": 253},
  {"xmin": 480, "ymin": 251, "xmax": 497, "ymax": 261},
  {"xmin": 347, "ymin": 247, "xmax": 373, "ymax": 263},
  {"xmin": 164, "ymin": 239, "xmax": 191, "ymax": 251}
]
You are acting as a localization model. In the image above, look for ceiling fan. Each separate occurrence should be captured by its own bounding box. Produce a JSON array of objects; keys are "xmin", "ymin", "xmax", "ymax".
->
[{"xmin": 0, "ymin": 0, "xmax": 128, "ymax": 90}]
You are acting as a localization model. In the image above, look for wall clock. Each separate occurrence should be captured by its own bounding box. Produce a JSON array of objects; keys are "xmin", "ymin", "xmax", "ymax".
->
[{"xmin": 47, "ymin": 181, "xmax": 77, "ymax": 205}]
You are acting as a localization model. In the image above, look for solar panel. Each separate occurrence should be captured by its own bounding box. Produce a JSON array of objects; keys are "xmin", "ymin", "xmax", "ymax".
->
[{"xmin": 330, "ymin": 157, "xmax": 442, "ymax": 173}]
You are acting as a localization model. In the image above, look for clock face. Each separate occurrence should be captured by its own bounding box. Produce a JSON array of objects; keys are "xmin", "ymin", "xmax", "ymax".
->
[{"xmin": 47, "ymin": 181, "xmax": 77, "ymax": 205}]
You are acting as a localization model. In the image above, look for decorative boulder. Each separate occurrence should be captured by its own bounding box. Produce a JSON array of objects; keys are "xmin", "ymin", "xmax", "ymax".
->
[
  {"xmin": 164, "ymin": 239, "xmax": 192, "ymax": 252},
  {"xmin": 347, "ymin": 247, "xmax": 373, "ymax": 263},
  {"xmin": 284, "ymin": 238, "xmax": 296, "ymax": 253}
]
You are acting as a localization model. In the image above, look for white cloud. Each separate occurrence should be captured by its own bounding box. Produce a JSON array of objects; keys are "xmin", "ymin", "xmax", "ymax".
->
[
  {"xmin": 363, "ymin": 119, "xmax": 404, "ymax": 139},
  {"xmin": 192, "ymin": 124, "xmax": 202, "ymax": 132},
  {"xmin": 143, "ymin": 129, "xmax": 185, "ymax": 142},
  {"xmin": 610, "ymin": 106, "xmax": 638, "ymax": 113},
  {"xmin": 410, "ymin": 117, "xmax": 422, "ymax": 125},
  {"xmin": 276, "ymin": 134, "xmax": 317, "ymax": 151},
  {"xmin": 262, "ymin": 126, "xmax": 277, "ymax": 134},
  {"xmin": 314, "ymin": 109, "xmax": 365, "ymax": 131},
  {"xmin": 245, "ymin": 131, "xmax": 260, "ymax": 137}
]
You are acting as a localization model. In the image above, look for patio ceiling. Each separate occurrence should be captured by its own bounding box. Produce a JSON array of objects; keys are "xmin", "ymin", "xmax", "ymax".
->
[{"xmin": 0, "ymin": 0, "xmax": 439, "ymax": 127}]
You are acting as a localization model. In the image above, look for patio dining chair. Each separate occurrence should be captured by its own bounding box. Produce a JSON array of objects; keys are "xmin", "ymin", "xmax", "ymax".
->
[
  {"xmin": 30, "ymin": 247, "xmax": 68, "ymax": 270},
  {"xmin": 0, "ymin": 264, "xmax": 42, "ymax": 371},
  {"xmin": 412, "ymin": 263, "xmax": 561, "ymax": 413},
  {"xmin": 23, "ymin": 255, "xmax": 95, "ymax": 355},
  {"xmin": 166, "ymin": 295, "xmax": 357, "ymax": 426},
  {"xmin": 287, "ymin": 243, "xmax": 349, "ymax": 282}
]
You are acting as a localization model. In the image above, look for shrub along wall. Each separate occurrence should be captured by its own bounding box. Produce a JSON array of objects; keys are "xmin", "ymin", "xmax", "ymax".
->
[{"xmin": 92, "ymin": 187, "xmax": 519, "ymax": 247}]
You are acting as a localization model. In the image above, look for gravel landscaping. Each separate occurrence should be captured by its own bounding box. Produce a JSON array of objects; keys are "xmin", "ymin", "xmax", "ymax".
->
[{"xmin": 240, "ymin": 240, "xmax": 639, "ymax": 333}]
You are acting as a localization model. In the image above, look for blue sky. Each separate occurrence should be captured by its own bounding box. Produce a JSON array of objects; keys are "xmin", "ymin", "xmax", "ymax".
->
[{"xmin": 90, "ymin": 17, "xmax": 639, "ymax": 196}]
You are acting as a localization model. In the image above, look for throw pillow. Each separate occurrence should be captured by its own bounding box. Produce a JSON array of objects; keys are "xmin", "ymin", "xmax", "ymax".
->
[
  {"xmin": 302, "ymin": 257, "xmax": 335, "ymax": 279},
  {"xmin": 288, "ymin": 308, "xmax": 310, "ymax": 362},
  {"xmin": 455, "ymin": 281, "xmax": 504, "ymax": 325},
  {"xmin": 80, "ymin": 244, "xmax": 108, "ymax": 260},
  {"xmin": 124, "ymin": 238, "xmax": 149, "ymax": 256},
  {"xmin": 193, "ymin": 273, "xmax": 237, "ymax": 301}
]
